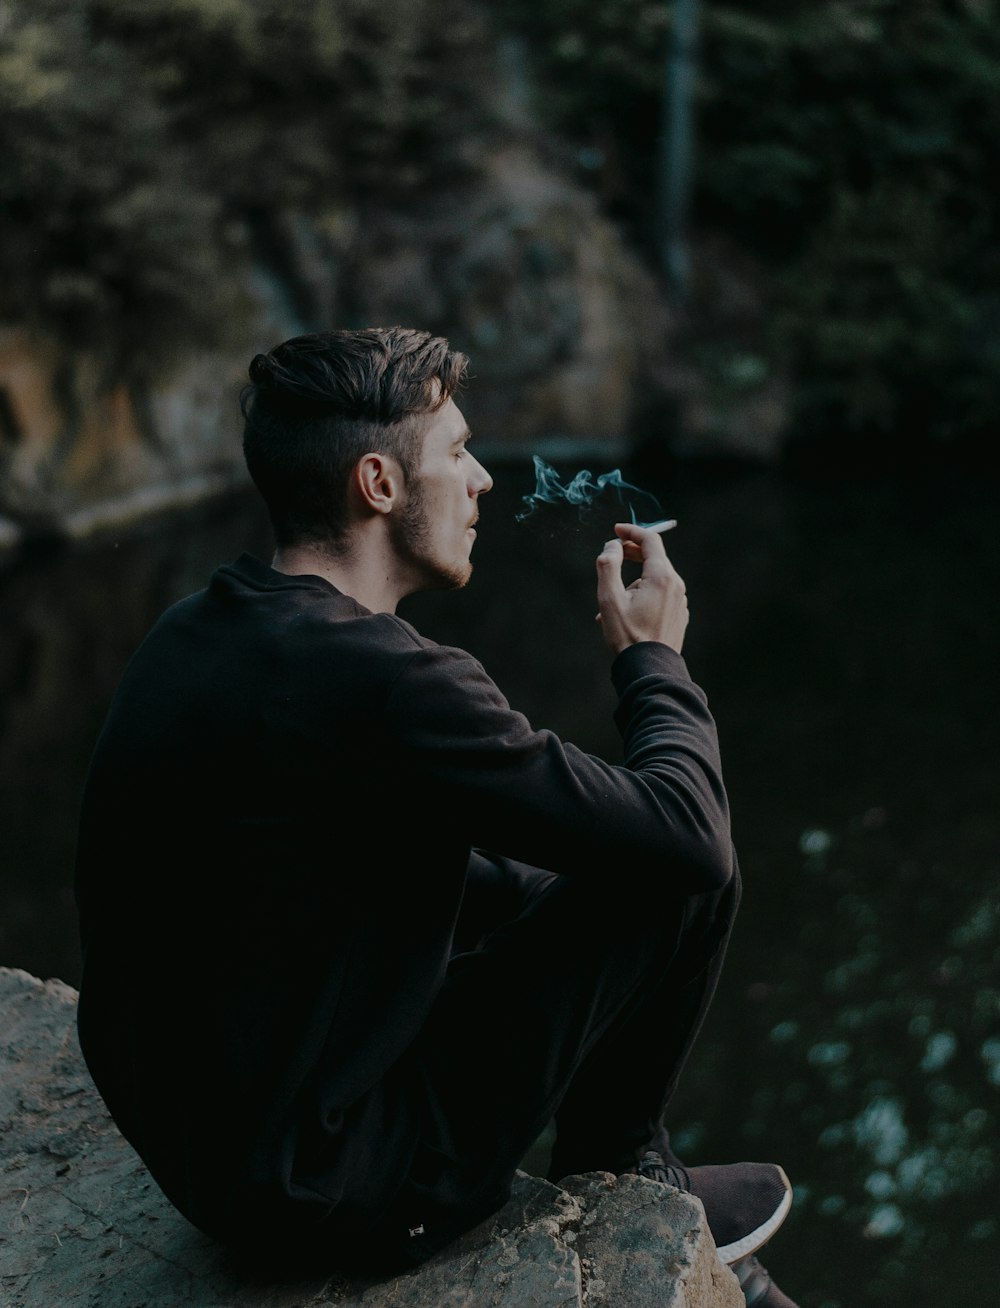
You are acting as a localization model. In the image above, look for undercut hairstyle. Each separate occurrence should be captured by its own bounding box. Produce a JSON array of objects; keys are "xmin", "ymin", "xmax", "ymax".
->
[{"xmin": 240, "ymin": 327, "xmax": 469, "ymax": 550}]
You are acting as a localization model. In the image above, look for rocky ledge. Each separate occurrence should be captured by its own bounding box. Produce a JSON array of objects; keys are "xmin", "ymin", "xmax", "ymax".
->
[{"xmin": 0, "ymin": 967, "xmax": 742, "ymax": 1307}]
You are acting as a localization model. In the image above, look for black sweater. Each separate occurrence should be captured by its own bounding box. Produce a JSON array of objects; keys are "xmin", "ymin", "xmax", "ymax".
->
[{"xmin": 74, "ymin": 553, "xmax": 733, "ymax": 1241}]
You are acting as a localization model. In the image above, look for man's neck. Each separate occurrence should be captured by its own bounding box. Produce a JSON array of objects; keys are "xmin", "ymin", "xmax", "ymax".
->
[{"xmin": 271, "ymin": 539, "xmax": 406, "ymax": 614}]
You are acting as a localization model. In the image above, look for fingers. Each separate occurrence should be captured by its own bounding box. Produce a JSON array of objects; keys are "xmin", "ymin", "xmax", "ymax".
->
[
  {"xmin": 595, "ymin": 536, "xmax": 626, "ymax": 611},
  {"xmin": 612, "ymin": 521, "xmax": 675, "ymax": 577},
  {"xmin": 596, "ymin": 526, "xmax": 688, "ymax": 655}
]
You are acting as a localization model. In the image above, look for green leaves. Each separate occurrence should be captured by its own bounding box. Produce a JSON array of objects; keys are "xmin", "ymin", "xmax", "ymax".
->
[
  {"xmin": 496, "ymin": 0, "xmax": 1000, "ymax": 450},
  {"xmin": 0, "ymin": 0, "xmax": 487, "ymax": 373}
]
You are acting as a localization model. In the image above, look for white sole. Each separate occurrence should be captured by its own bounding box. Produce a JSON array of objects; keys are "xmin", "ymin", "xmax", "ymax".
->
[{"xmin": 715, "ymin": 1167, "xmax": 793, "ymax": 1265}]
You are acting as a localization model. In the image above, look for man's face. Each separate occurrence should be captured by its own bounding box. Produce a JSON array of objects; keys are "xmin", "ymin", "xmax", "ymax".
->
[{"xmin": 389, "ymin": 395, "xmax": 493, "ymax": 594}]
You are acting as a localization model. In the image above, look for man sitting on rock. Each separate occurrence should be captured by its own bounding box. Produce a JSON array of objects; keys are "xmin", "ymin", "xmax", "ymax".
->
[{"xmin": 74, "ymin": 326, "xmax": 797, "ymax": 1306}]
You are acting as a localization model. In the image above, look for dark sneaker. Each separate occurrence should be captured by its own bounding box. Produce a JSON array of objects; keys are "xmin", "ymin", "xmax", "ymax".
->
[
  {"xmin": 731, "ymin": 1254, "xmax": 801, "ymax": 1307},
  {"xmin": 630, "ymin": 1152, "xmax": 792, "ymax": 1265}
]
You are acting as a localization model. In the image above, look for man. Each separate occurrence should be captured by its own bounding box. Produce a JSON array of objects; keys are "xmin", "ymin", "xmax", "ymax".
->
[{"xmin": 74, "ymin": 327, "xmax": 797, "ymax": 1306}]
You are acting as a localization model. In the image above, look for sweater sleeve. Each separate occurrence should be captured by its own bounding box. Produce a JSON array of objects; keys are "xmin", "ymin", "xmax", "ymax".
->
[{"xmin": 380, "ymin": 634, "xmax": 734, "ymax": 894}]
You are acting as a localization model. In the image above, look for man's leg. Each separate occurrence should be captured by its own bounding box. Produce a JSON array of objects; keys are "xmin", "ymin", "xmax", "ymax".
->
[
  {"xmin": 371, "ymin": 851, "xmax": 741, "ymax": 1265},
  {"xmin": 547, "ymin": 853, "xmax": 741, "ymax": 1181}
]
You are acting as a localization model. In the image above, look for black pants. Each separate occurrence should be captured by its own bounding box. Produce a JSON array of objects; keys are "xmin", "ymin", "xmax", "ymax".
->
[{"xmin": 346, "ymin": 848, "xmax": 742, "ymax": 1271}]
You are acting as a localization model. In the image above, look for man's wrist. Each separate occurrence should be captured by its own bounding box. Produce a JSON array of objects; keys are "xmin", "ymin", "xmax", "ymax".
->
[{"xmin": 610, "ymin": 640, "xmax": 690, "ymax": 691}]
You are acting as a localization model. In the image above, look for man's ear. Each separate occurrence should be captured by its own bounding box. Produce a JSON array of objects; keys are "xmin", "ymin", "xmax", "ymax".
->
[{"xmin": 353, "ymin": 452, "xmax": 405, "ymax": 516}]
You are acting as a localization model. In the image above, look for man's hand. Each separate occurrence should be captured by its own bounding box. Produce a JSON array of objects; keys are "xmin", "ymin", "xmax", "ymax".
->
[{"xmin": 596, "ymin": 522, "xmax": 689, "ymax": 656}]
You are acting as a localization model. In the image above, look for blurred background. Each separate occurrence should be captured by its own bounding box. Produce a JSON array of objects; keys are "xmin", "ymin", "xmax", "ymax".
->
[{"xmin": 1, "ymin": 3, "xmax": 998, "ymax": 1306}]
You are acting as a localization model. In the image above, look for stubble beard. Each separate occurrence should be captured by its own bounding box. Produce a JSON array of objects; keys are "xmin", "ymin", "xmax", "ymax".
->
[{"xmin": 391, "ymin": 480, "xmax": 473, "ymax": 593}]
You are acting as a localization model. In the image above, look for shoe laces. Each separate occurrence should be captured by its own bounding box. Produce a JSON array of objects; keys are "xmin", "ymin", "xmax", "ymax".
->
[{"xmin": 634, "ymin": 1150, "xmax": 691, "ymax": 1191}]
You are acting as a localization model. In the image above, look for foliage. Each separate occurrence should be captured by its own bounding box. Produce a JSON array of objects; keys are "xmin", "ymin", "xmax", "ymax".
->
[
  {"xmin": 5, "ymin": 0, "xmax": 999, "ymax": 445},
  {"xmin": 495, "ymin": 0, "xmax": 1000, "ymax": 450},
  {"xmin": 0, "ymin": 0, "xmax": 488, "ymax": 374}
]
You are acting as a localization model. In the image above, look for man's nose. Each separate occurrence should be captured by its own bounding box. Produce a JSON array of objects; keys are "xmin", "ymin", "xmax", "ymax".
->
[{"xmin": 469, "ymin": 456, "xmax": 493, "ymax": 495}]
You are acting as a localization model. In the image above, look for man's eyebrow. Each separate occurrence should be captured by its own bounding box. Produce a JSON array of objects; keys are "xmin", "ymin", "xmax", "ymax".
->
[{"xmin": 453, "ymin": 428, "xmax": 473, "ymax": 446}]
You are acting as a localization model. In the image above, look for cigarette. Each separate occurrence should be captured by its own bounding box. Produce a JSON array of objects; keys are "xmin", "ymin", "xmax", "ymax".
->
[{"xmin": 644, "ymin": 519, "xmax": 678, "ymax": 533}]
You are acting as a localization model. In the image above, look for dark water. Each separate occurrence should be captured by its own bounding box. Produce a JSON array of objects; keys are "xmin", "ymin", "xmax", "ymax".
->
[{"xmin": 1, "ymin": 461, "xmax": 997, "ymax": 1307}]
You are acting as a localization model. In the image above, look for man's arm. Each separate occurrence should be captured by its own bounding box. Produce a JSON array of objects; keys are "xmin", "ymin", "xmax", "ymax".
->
[{"xmin": 379, "ymin": 522, "xmax": 733, "ymax": 894}]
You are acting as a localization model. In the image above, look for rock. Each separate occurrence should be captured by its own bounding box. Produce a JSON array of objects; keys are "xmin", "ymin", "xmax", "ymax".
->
[
  {"xmin": 343, "ymin": 143, "xmax": 672, "ymax": 460},
  {"xmin": 0, "ymin": 513, "xmax": 20, "ymax": 555},
  {"xmin": 0, "ymin": 130, "xmax": 674, "ymax": 540},
  {"xmin": 0, "ymin": 324, "xmax": 251, "ymax": 541},
  {"xmin": 559, "ymin": 1173, "xmax": 744, "ymax": 1308},
  {"xmin": 0, "ymin": 968, "xmax": 743, "ymax": 1307}
]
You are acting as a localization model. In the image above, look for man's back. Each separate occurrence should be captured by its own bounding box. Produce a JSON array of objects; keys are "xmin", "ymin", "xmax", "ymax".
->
[
  {"xmin": 75, "ymin": 549, "xmax": 731, "ymax": 1242},
  {"xmin": 74, "ymin": 553, "xmax": 467, "ymax": 1237}
]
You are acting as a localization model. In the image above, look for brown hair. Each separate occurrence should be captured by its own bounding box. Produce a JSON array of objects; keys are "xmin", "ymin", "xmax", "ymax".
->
[{"xmin": 241, "ymin": 327, "xmax": 469, "ymax": 549}]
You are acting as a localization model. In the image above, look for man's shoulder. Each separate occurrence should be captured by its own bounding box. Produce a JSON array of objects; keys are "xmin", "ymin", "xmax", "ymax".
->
[{"xmin": 212, "ymin": 555, "xmax": 479, "ymax": 683}]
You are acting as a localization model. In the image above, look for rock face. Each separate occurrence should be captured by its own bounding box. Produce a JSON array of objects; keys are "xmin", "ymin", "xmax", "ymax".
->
[
  {"xmin": 0, "ymin": 324, "xmax": 253, "ymax": 544},
  {"xmin": 0, "ymin": 967, "xmax": 743, "ymax": 1307},
  {"xmin": 0, "ymin": 137, "xmax": 674, "ymax": 550}
]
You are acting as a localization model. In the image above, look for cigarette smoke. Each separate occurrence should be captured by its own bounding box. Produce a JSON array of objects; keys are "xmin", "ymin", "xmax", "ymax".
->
[{"xmin": 516, "ymin": 455, "xmax": 666, "ymax": 526}]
